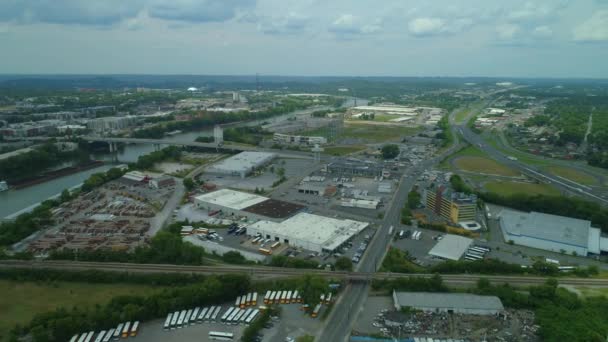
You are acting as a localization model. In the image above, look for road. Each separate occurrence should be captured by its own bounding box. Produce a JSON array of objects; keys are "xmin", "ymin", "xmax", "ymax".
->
[
  {"xmin": 317, "ymin": 107, "xmax": 466, "ymax": 342},
  {"xmin": 2, "ymin": 260, "xmax": 608, "ymax": 287}
]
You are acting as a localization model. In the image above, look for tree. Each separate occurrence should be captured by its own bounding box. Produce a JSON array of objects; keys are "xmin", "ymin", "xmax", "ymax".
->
[
  {"xmin": 334, "ymin": 257, "xmax": 353, "ymax": 271},
  {"xmin": 59, "ymin": 189, "xmax": 71, "ymax": 203},
  {"xmin": 407, "ymin": 190, "xmax": 421, "ymax": 209},
  {"xmin": 183, "ymin": 177, "xmax": 195, "ymax": 191},
  {"xmin": 276, "ymin": 167, "xmax": 286, "ymax": 178},
  {"xmin": 381, "ymin": 144, "xmax": 400, "ymax": 159},
  {"xmin": 298, "ymin": 274, "xmax": 328, "ymax": 306}
]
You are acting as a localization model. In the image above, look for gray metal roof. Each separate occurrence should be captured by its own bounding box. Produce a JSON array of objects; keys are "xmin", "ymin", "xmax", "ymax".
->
[
  {"xmin": 394, "ymin": 292, "xmax": 504, "ymax": 311},
  {"xmin": 428, "ymin": 234, "xmax": 473, "ymax": 261},
  {"xmin": 500, "ymin": 209, "xmax": 591, "ymax": 248}
]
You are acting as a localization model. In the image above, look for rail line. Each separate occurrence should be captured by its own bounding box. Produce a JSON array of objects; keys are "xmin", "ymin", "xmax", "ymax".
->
[{"xmin": 2, "ymin": 260, "xmax": 608, "ymax": 287}]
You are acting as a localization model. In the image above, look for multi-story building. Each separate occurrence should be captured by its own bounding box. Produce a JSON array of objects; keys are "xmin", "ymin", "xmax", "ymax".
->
[{"xmin": 426, "ymin": 186, "xmax": 477, "ymax": 224}]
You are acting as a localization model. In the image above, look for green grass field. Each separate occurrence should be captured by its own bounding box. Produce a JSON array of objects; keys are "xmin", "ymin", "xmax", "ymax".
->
[
  {"xmin": 546, "ymin": 166, "xmax": 598, "ymax": 186},
  {"xmin": 454, "ymin": 108, "xmax": 472, "ymax": 124},
  {"xmin": 454, "ymin": 156, "xmax": 520, "ymax": 176},
  {"xmin": 483, "ymin": 181, "xmax": 561, "ymax": 196},
  {"xmin": 0, "ymin": 280, "xmax": 164, "ymax": 341},
  {"xmin": 302, "ymin": 122, "xmax": 420, "ymax": 143},
  {"xmin": 324, "ymin": 145, "xmax": 366, "ymax": 156},
  {"xmin": 341, "ymin": 123, "xmax": 420, "ymax": 142}
]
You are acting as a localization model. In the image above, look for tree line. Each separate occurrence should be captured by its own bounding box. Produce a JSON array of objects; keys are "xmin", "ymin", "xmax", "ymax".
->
[
  {"xmin": 9, "ymin": 274, "xmax": 250, "ymax": 342},
  {"xmin": 0, "ymin": 142, "xmax": 90, "ymax": 183}
]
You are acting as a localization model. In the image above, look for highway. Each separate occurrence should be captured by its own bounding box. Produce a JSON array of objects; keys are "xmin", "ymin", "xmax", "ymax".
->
[
  {"xmin": 318, "ymin": 108, "xmax": 467, "ymax": 342},
  {"xmin": 2, "ymin": 260, "xmax": 608, "ymax": 287},
  {"xmin": 452, "ymin": 109, "xmax": 608, "ymax": 205}
]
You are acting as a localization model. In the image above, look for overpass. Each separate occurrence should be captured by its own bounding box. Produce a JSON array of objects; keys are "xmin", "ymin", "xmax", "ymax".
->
[
  {"xmin": 2, "ymin": 260, "xmax": 607, "ymax": 287},
  {"xmin": 82, "ymin": 136, "xmax": 315, "ymax": 159}
]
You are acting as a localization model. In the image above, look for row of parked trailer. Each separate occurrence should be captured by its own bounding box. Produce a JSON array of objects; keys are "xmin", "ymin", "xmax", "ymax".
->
[
  {"xmin": 235, "ymin": 292, "xmax": 259, "ymax": 308},
  {"xmin": 262, "ymin": 290, "xmax": 302, "ymax": 305},
  {"xmin": 162, "ymin": 305, "xmax": 261, "ymax": 331},
  {"xmin": 463, "ymin": 245, "xmax": 491, "ymax": 261},
  {"xmin": 70, "ymin": 321, "xmax": 139, "ymax": 342},
  {"xmin": 163, "ymin": 306, "xmax": 222, "ymax": 330}
]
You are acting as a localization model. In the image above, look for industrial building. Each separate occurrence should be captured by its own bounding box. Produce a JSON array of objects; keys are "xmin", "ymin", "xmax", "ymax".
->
[
  {"xmin": 340, "ymin": 198, "xmax": 379, "ymax": 210},
  {"xmin": 426, "ymin": 186, "xmax": 477, "ymax": 224},
  {"xmin": 499, "ymin": 209, "xmax": 608, "ymax": 256},
  {"xmin": 324, "ymin": 158, "xmax": 387, "ymax": 178},
  {"xmin": 273, "ymin": 133, "xmax": 327, "ymax": 146},
  {"xmin": 246, "ymin": 212, "xmax": 368, "ymax": 253},
  {"xmin": 428, "ymin": 234, "xmax": 474, "ymax": 260},
  {"xmin": 195, "ymin": 189, "xmax": 304, "ymax": 222},
  {"xmin": 0, "ymin": 120, "xmax": 62, "ymax": 138},
  {"xmin": 206, "ymin": 152, "xmax": 276, "ymax": 178},
  {"xmin": 392, "ymin": 291, "xmax": 504, "ymax": 315}
]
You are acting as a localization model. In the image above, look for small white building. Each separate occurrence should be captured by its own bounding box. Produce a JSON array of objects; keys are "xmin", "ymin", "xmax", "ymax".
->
[
  {"xmin": 428, "ymin": 234, "xmax": 474, "ymax": 261},
  {"xmin": 206, "ymin": 152, "xmax": 276, "ymax": 178},
  {"xmin": 246, "ymin": 212, "xmax": 368, "ymax": 253}
]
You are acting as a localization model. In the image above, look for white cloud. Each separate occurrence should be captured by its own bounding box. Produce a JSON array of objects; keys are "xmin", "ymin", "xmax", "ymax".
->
[
  {"xmin": 407, "ymin": 16, "xmax": 475, "ymax": 37},
  {"xmin": 408, "ymin": 17, "xmax": 445, "ymax": 36},
  {"xmin": 507, "ymin": 2, "xmax": 555, "ymax": 22},
  {"xmin": 574, "ymin": 10, "xmax": 608, "ymax": 41},
  {"xmin": 258, "ymin": 12, "xmax": 309, "ymax": 35},
  {"xmin": 329, "ymin": 14, "xmax": 382, "ymax": 36},
  {"xmin": 496, "ymin": 24, "xmax": 521, "ymax": 40},
  {"xmin": 532, "ymin": 25, "xmax": 553, "ymax": 39}
]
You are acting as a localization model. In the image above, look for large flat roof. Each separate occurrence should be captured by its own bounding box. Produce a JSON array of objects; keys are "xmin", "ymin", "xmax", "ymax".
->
[
  {"xmin": 207, "ymin": 152, "xmax": 275, "ymax": 173},
  {"xmin": 500, "ymin": 209, "xmax": 591, "ymax": 248},
  {"xmin": 394, "ymin": 292, "xmax": 504, "ymax": 311},
  {"xmin": 248, "ymin": 212, "xmax": 368, "ymax": 251},
  {"xmin": 243, "ymin": 198, "xmax": 305, "ymax": 219},
  {"xmin": 428, "ymin": 234, "xmax": 473, "ymax": 260},
  {"xmin": 195, "ymin": 189, "xmax": 268, "ymax": 210}
]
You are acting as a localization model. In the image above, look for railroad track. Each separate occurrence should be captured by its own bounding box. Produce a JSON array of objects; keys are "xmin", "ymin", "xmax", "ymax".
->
[{"xmin": 2, "ymin": 260, "xmax": 608, "ymax": 287}]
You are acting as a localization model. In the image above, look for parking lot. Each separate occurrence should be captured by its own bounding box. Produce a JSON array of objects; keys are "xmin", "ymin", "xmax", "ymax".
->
[
  {"xmin": 135, "ymin": 316, "xmax": 245, "ymax": 342},
  {"xmin": 262, "ymin": 302, "xmax": 325, "ymax": 342}
]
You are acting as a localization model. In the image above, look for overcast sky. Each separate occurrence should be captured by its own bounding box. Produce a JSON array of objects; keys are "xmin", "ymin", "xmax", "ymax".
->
[{"xmin": 1, "ymin": 0, "xmax": 607, "ymax": 78}]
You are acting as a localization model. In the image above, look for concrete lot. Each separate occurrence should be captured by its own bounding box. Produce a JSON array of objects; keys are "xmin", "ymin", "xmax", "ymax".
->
[
  {"xmin": 136, "ymin": 318, "xmax": 244, "ymax": 342},
  {"xmin": 263, "ymin": 303, "xmax": 325, "ymax": 342},
  {"xmin": 353, "ymin": 295, "xmax": 394, "ymax": 335}
]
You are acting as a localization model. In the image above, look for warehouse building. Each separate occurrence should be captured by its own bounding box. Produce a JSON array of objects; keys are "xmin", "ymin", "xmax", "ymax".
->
[
  {"xmin": 194, "ymin": 189, "xmax": 304, "ymax": 222},
  {"xmin": 273, "ymin": 133, "xmax": 327, "ymax": 146},
  {"xmin": 426, "ymin": 186, "xmax": 477, "ymax": 224},
  {"xmin": 206, "ymin": 152, "xmax": 276, "ymax": 178},
  {"xmin": 246, "ymin": 212, "xmax": 368, "ymax": 253},
  {"xmin": 393, "ymin": 291, "xmax": 504, "ymax": 315},
  {"xmin": 499, "ymin": 209, "xmax": 607, "ymax": 256},
  {"xmin": 324, "ymin": 158, "xmax": 387, "ymax": 178},
  {"xmin": 428, "ymin": 234, "xmax": 474, "ymax": 260}
]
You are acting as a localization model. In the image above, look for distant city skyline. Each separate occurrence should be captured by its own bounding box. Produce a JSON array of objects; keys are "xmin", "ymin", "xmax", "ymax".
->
[{"xmin": 1, "ymin": 0, "xmax": 607, "ymax": 78}]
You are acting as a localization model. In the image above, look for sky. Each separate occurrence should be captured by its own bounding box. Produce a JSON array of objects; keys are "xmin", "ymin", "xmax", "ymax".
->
[{"xmin": 0, "ymin": 0, "xmax": 607, "ymax": 78}]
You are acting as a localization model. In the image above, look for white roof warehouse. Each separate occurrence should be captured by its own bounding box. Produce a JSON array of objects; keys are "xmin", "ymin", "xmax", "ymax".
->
[
  {"xmin": 246, "ymin": 212, "xmax": 368, "ymax": 253},
  {"xmin": 499, "ymin": 209, "xmax": 608, "ymax": 256},
  {"xmin": 206, "ymin": 152, "xmax": 276, "ymax": 178}
]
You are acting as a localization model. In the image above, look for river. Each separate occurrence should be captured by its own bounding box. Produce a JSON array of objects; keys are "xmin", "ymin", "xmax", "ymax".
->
[{"xmin": 0, "ymin": 97, "xmax": 367, "ymax": 219}]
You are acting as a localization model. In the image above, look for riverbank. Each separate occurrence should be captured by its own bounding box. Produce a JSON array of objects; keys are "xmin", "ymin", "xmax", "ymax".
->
[{"xmin": 10, "ymin": 160, "xmax": 104, "ymax": 190}]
